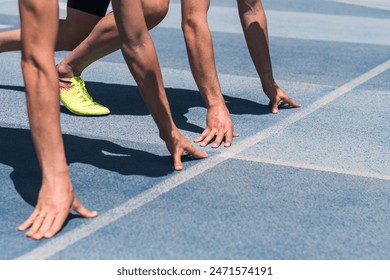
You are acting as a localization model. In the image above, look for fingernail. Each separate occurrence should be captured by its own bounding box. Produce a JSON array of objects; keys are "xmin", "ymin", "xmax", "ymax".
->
[{"xmin": 44, "ymin": 232, "xmax": 53, "ymax": 238}]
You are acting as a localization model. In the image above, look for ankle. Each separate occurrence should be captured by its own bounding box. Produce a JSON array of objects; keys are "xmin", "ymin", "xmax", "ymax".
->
[
  {"xmin": 56, "ymin": 62, "xmax": 79, "ymax": 79},
  {"xmin": 59, "ymin": 78, "xmax": 72, "ymax": 89}
]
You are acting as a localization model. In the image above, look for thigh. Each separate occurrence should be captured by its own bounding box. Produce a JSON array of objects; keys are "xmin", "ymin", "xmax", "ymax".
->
[{"xmin": 56, "ymin": 0, "xmax": 110, "ymax": 50}]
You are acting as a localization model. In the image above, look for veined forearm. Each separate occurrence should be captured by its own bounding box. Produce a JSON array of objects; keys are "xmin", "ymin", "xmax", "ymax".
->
[
  {"xmin": 182, "ymin": 17, "xmax": 225, "ymax": 108},
  {"xmin": 238, "ymin": 0, "xmax": 275, "ymax": 86}
]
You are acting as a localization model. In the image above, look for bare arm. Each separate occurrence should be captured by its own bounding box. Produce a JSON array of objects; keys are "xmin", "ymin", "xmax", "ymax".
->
[
  {"xmin": 237, "ymin": 0, "xmax": 300, "ymax": 113},
  {"xmin": 111, "ymin": 0, "xmax": 207, "ymax": 170},
  {"xmin": 181, "ymin": 0, "xmax": 237, "ymax": 148},
  {"xmin": 17, "ymin": 0, "xmax": 97, "ymax": 240}
]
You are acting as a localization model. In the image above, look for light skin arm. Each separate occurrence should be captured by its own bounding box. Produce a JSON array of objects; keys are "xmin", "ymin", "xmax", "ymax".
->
[
  {"xmin": 237, "ymin": 0, "xmax": 300, "ymax": 113},
  {"xmin": 17, "ymin": 0, "xmax": 97, "ymax": 240},
  {"xmin": 111, "ymin": 0, "xmax": 207, "ymax": 170},
  {"xmin": 181, "ymin": 0, "xmax": 237, "ymax": 148}
]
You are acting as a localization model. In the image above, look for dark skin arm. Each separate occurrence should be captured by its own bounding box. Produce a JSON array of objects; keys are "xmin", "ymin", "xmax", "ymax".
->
[{"xmin": 237, "ymin": 0, "xmax": 300, "ymax": 113}]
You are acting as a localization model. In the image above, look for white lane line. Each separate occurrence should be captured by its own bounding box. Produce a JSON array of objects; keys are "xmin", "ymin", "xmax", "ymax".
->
[
  {"xmin": 160, "ymin": 3, "xmax": 390, "ymax": 46},
  {"xmin": 329, "ymin": 0, "xmax": 390, "ymax": 11},
  {"xmin": 0, "ymin": 24, "xmax": 12, "ymax": 30},
  {"xmin": 232, "ymin": 155, "xmax": 390, "ymax": 181},
  {"xmin": 17, "ymin": 58, "xmax": 390, "ymax": 260}
]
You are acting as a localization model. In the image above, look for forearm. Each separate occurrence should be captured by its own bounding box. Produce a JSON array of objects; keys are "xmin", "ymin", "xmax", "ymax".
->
[
  {"xmin": 182, "ymin": 10, "xmax": 225, "ymax": 108},
  {"xmin": 126, "ymin": 39, "xmax": 177, "ymax": 138},
  {"xmin": 23, "ymin": 64, "xmax": 69, "ymax": 176},
  {"xmin": 112, "ymin": 0, "xmax": 176, "ymax": 139},
  {"xmin": 19, "ymin": 0, "xmax": 69, "ymax": 177},
  {"xmin": 237, "ymin": 0, "xmax": 275, "ymax": 88}
]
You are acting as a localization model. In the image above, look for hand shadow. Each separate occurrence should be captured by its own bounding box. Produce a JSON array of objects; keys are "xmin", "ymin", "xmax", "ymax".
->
[{"xmin": 0, "ymin": 126, "xmax": 184, "ymax": 223}]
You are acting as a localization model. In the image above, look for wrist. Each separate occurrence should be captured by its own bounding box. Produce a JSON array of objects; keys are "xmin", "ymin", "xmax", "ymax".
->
[
  {"xmin": 158, "ymin": 123, "xmax": 179, "ymax": 143},
  {"xmin": 202, "ymin": 91, "xmax": 226, "ymax": 109},
  {"xmin": 261, "ymin": 79, "xmax": 278, "ymax": 93},
  {"xmin": 41, "ymin": 166, "xmax": 71, "ymax": 187},
  {"xmin": 260, "ymin": 73, "xmax": 277, "ymax": 90}
]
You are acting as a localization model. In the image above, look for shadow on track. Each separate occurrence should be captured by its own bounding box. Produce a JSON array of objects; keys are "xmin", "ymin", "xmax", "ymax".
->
[
  {"xmin": 0, "ymin": 82, "xmax": 272, "ymax": 134},
  {"xmin": 0, "ymin": 126, "xmax": 179, "ymax": 209}
]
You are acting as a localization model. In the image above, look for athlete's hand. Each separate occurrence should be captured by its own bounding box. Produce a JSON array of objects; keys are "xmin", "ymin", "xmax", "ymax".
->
[
  {"xmin": 18, "ymin": 171, "xmax": 98, "ymax": 240},
  {"xmin": 264, "ymin": 83, "xmax": 301, "ymax": 114},
  {"xmin": 194, "ymin": 104, "xmax": 239, "ymax": 148},
  {"xmin": 163, "ymin": 129, "xmax": 208, "ymax": 171}
]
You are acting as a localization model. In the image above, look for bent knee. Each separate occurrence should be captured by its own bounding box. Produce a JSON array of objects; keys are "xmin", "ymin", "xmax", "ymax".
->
[{"xmin": 144, "ymin": 0, "xmax": 169, "ymax": 29}]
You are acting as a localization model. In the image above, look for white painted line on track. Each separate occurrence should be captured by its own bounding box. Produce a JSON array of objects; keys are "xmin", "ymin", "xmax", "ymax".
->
[
  {"xmin": 17, "ymin": 58, "xmax": 390, "ymax": 260},
  {"xmin": 0, "ymin": 24, "xmax": 12, "ymax": 30},
  {"xmin": 232, "ymin": 155, "xmax": 390, "ymax": 181},
  {"xmin": 329, "ymin": 0, "xmax": 390, "ymax": 11},
  {"xmin": 160, "ymin": 3, "xmax": 390, "ymax": 46}
]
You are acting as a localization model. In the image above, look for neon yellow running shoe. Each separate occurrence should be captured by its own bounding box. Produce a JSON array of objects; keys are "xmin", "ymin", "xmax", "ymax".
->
[{"xmin": 59, "ymin": 76, "xmax": 110, "ymax": 116}]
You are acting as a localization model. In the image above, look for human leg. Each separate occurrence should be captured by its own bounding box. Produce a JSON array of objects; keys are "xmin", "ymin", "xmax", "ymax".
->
[
  {"xmin": 55, "ymin": 1, "xmax": 112, "ymax": 116},
  {"xmin": 57, "ymin": 0, "xmax": 170, "ymax": 79},
  {"xmin": 56, "ymin": 0, "xmax": 169, "ymax": 116},
  {"xmin": 56, "ymin": 7, "xmax": 104, "ymax": 50},
  {"xmin": 0, "ymin": 29, "xmax": 21, "ymax": 52},
  {"xmin": 0, "ymin": 5, "xmax": 104, "ymax": 53},
  {"xmin": 17, "ymin": 0, "xmax": 97, "ymax": 240}
]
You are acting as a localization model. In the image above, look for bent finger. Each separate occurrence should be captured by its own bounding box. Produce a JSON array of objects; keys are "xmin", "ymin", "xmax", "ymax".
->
[
  {"xmin": 212, "ymin": 132, "xmax": 225, "ymax": 148},
  {"xmin": 194, "ymin": 129, "xmax": 209, "ymax": 143},
  {"xmin": 224, "ymin": 130, "xmax": 234, "ymax": 147},
  {"xmin": 32, "ymin": 215, "xmax": 55, "ymax": 240},
  {"xmin": 172, "ymin": 150, "xmax": 184, "ymax": 171},
  {"xmin": 271, "ymin": 100, "xmax": 279, "ymax": 114},
  {"xmin": 200, "ymin": 132, "xmax": 216, "ymax": 147},
  {"xmin": 73, "ymin": 198, "xmax": 98, "ymax": 218},
  {"xmin": 18, "ymin": 209, "xmax": 40, "ymax": 231},
  {"xmin": 184, "ymin": 143, "xmax": 208, "ymax": 159},
  {"xmin": 26, "ymin": 213, "xmax": 46, "ymax": 237},
  {"xmin": 43, "ymin": 211, "xmax": 69, "ymax": 239},
  {"xmin": 283, "ymin": 96, "xmax": 301, "ymax": 108}
]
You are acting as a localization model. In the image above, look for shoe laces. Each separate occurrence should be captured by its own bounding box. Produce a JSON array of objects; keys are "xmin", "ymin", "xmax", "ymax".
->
[{"xmin": 71, "ymin": 77, "xmax": 94, "ymax": 103}]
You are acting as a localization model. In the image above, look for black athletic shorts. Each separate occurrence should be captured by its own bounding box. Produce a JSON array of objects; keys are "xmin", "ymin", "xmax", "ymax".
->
[{"xmin": 67, "ymin": 0, "xmax": 110, "ymax": 17}]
